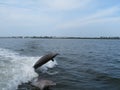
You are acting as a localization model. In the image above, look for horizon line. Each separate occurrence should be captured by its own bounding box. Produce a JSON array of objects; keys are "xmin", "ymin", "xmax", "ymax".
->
[{"xmin": 0, "ymin": 36, "xmax": 120, "ymax": 39}]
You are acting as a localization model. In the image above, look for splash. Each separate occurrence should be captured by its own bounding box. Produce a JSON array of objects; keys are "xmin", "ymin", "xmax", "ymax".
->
[
  {"xmin": 0, "ymin": 48, "xmax": 58, "ymax": 90},
  {"xmin": 37, "ymin": 60, "xmax": 58, "ymax": 75}
]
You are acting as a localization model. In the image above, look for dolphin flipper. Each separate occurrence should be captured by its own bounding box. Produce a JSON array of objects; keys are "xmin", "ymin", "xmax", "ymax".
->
[{"xmin": 51, "ymin": 59, "xmax": 54, "ymax": 61}]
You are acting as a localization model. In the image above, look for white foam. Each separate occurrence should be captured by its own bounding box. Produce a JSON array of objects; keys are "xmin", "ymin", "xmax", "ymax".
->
[
  {"xmin": 36, "ymin": 60, "xmax": 58, "ymax": 74},
  {"xmin": 0, "ymin": 48, "xmax": 58, "ymax": 90},
  {"xmin": 44, "ymin": 60, "xmax": 58, "ymax": 68},
  {"xmin": 0, "ymin": 48, "xmax": 39, "ymax": 90}
]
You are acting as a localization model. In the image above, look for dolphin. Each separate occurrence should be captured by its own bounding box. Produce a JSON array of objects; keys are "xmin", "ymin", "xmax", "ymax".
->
[
  {"xmin": 33, "ymin": 53, "xmax": 59, "ymax": 70},
  {"xmin": 31, "ymin": 77, "xmax": 56, "ymax": 90}
]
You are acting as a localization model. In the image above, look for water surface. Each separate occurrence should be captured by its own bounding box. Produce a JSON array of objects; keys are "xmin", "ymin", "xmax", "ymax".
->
[{"xmin": 0, "ymin": 38, "xmax": 120, "ymax": 90}]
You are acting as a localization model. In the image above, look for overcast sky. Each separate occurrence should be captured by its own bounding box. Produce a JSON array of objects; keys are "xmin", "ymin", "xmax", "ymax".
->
[{"xmin": 0, "ymin": 0, "xmax": 120, "ymax": 37}]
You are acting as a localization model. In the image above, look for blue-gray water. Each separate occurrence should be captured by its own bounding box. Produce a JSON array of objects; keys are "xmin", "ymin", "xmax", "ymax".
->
[{"xmin": 0, "ymin": 38, "xmax": 120, "ymax": 90}]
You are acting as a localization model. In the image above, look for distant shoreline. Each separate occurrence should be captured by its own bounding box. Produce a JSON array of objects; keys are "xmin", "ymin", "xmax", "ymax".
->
[{"xmin": 0, "ymin": 36, "xmax": 120, "ymax": 39}]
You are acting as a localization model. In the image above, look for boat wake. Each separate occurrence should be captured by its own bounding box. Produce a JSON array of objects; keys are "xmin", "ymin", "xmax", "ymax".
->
[{"xmin": 0, "ymin": 48, "xmax": 58, "ymax": 90}]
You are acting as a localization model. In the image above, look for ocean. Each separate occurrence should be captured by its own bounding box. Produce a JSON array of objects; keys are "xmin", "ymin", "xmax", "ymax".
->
[{"xmin": 0, "ymin": 38, "xmax": 120, "ymax": 90}]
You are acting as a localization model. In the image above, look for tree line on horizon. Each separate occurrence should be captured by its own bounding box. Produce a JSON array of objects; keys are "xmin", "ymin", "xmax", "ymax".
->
[{"xmin": 0, "ymin": 36, "xmax": 120, "ymax": 39}]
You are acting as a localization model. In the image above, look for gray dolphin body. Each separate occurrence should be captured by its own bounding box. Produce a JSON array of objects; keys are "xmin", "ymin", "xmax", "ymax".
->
[
  {"xmin": 33, "ymin": 53, "xmax": 59, "ymax": 70},
  {"xmin": 31, "ymin": 77, "xmax": 56, "ymax": 90},
  {"xmin": 32, "ymin": 53, "xmax": 59, "ymax": 90}
]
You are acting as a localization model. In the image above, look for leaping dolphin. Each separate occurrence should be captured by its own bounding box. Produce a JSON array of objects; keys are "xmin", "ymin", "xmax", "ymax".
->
[
  {"xmin": 31, "ymin": 53, "xmax": 59, "ymax": 90},
  {"xmin": 33, "ymin": 53, "xmax": 59, "ymax": 70}
]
